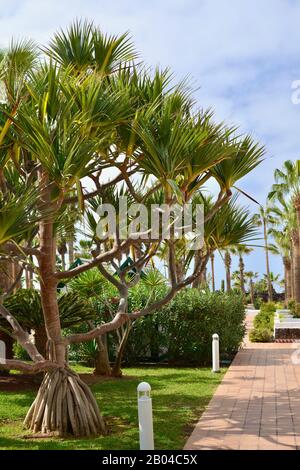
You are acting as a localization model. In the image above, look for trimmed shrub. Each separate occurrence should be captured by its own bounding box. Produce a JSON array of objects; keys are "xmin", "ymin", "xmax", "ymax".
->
[
  {"xmin": 249, "ymin": 328, "xmax": 273, "ymax": 343},
  {"xmin": 250, "ymin": 302, "xmax": 275, "ymax": 343},
  {"xmin": 161, "ymin": 289, "xmax": 246, "ymax": 365},
  {"xmin": 124, "ymin": 290, "xmax": 246, "ymax": 365},
  {"xmin": 68, "ymin": 283, "xmax": 246, "ymax": 366}
]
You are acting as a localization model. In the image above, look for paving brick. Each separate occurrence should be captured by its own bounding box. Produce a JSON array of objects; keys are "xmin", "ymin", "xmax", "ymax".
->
[{"xmin": 184, "ymin": 312, "xmax": 300, "ymax": 450}]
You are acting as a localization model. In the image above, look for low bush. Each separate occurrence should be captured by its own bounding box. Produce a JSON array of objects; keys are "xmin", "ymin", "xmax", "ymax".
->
[
  {"xmin": 250, "ymin": 302, "xmax": 275, "ymax": 343},
  {"xmin": 68, "ymin": 287, "xmax": 246, "ymax": 366},
  {"xmin": 249, "ymin": 328, "xmax": 273, "ymax": 343},
  {"xmin": 119, "ymin": 289, "xmax": 245, "ymax": 366}
]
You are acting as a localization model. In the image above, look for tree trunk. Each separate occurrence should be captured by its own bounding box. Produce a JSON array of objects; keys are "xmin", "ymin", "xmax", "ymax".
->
[
  {"xmin": 290, "ymin": 243, "xmax": 295, "ymax": 299},
  {"xmin": 112, "ymin": 323, "xmax": 132, "ymax": 378},
  {"xmin": 239, "ymin": 255, "xmax": 245, "ymax": 300},
  {"xmin": 224, "ymin": 251, "xmax": 231, "ymax": 293},
  {"xmin": 68, "ymin": 240, "xmax": 74, "ymax": 267},
  {"xmin": 249, "ymin": 279, "xmax": 255, "ymax": 305},
  {"xmin": 192, "ymin": 250, "xmax": 201, "ymax": 288},
  {"xmin": 210, "ymin": 253, "xmax": 215, "ymax": 292},
  {"xmin": 34, "ymin": 325, "xmax": 48, "ymax": 360},
  {"xmin": 292, "ymin": 232, "xmax": 300, "ymax": 303},
  {"xmin": 283, "ymin": 256, "xmax": 292, "ymax": 304},
  {"xmin": 94, "ymin": 334, "xmax": 111, "ymax": 376},
  {"xmin": 12, "ymin": 262, "xmax": 22, "ymax": 290},
  {"xmin": 24, "ymin": 184, "xmax": 106, "ymax": 437},
  {"xmin": 263, "ymin": 217, "xmax": 273, "ymax": 301}
]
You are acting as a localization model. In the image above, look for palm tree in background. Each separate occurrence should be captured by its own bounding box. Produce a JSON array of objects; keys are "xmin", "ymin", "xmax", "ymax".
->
[
  {"xmin": 253, "ymin": 205, "xmax": 273, "ymax": 301},
  {"xmin": 245, "ymin": 271, "xmax": 259, "ymax": 305},
  {"xmin": 224, "ymin": 249, "xmax": 232, "ymax": 293},
  {"xmin": 268, "ymin": 228, "xmax": 292, "ymax": 303},
  {"xmin": 269, "ymin": 160, "xmax": 300, "ymax": 302}
]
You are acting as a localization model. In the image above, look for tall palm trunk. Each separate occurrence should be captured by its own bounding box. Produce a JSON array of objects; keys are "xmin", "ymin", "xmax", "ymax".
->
[
  {"xmin": 249, "ymin": 278, "xmax": 255, "ymax": 305},
  {"xmin": 239, "ymin": 254, "xmax": 245, "ymax": 300},
  {"xmin": 224, "ymin": 250, "xmax": 231, "ymax": 293},
  {"xmin": 210, "ymin": 253, "xmax": 215, "ymax": 292},
  {"xmin": 290, "ymin": 242, "xmax": 295, "ymax": 299},
  {"xmin": 283, "ymin": 256, "xmax": 292, "ymax": 304},
  {"xmin": 292, "ymin": 229, "xmax": 300, "ymax": 303},
  {"xmin": 24, "ymin": 185, "xmax": 106, "ymax": 437},
  {"xmin": 263, "ymin": 216, "xmax": 273, "ymax": 301}
]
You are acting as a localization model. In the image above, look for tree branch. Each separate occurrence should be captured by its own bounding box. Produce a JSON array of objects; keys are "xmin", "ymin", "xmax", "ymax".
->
[
  {"xmin": 54, "ymin": 239, "xmax": 133, "ymax": 279},
  {"xmin": 0, "ymin": 304, "xmax": 45, "ymax": 362},
  {"xmin": 0, "ymin": 359, "xmax": 59, "ymax": 373},
  {"xmin": 204, "ymin": 189, "xmax": 232, "ymax": 223},
  {"xmin": 3, "ymin": 242, "xmax": 41, "ymax": 257}
]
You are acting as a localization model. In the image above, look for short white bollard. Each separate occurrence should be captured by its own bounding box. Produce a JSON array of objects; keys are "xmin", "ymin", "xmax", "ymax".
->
[
  {"xmin": 212, "ymin": 333, "xmax": 220, "ymax": 373},
  {"xmin": 137, "ymin": 382, "xmax": 154, "ymax": 450}
]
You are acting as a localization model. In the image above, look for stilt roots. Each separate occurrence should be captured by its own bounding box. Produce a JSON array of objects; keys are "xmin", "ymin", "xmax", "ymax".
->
[{"xmin": 24, "ymin": 368, "xmax": 106, "ymax": 437}]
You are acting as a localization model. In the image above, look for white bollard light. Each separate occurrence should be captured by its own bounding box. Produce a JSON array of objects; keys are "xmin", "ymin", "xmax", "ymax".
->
[
  {"xmin": 212, "ymin": 333, "xmax": 220, "ymax": 373},
  {"xmin": 137, "ymin": 382, "xmax": 154, "ymax": 450}
]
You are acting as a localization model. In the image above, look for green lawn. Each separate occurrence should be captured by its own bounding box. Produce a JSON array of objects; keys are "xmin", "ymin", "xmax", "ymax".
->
[{"xmin": 0, "ymin": 366, "xmax": 225, "ymax": 450}]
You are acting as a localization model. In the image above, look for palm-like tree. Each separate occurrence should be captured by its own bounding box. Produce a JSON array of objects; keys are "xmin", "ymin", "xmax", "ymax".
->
[
  {"xmin": 231, "ymin": 245, "xmax": 253, "ymax": 300},
  {"xmin": 253, "ymin": 205, "xmax": 273, "ymax": 301},
  {"xmin": 269, "ymin": 160, "xmax": 300, "ymax": 301},
  {"xmin": 224, "ymin": 249, "xmax": 232, "ymax": 293},
  {"xmin": 268, "ymin": 229, "xmax": 292, "ymax": 303},
  {"xmin": 0, "ymin": 21, "xmax": 264, "ymax": 438},
  {"xmin": 244, "ymin": 271, "xmax": 259, "ymax": 305},
  {"xmin": 263, "ymin": 272, "xmax": 280, "ymax": 292}
]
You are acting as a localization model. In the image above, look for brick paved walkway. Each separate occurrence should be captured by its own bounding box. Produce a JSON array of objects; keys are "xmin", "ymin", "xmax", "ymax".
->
[{"xmin": 184, "ymin": 312, "xmax": 300, "ymax": 450}]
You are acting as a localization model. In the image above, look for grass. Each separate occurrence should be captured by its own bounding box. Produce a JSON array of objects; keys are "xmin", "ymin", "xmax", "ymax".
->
[{"xmin": 0, "ymin": 366, "xmax": 225, "ymax": 450}]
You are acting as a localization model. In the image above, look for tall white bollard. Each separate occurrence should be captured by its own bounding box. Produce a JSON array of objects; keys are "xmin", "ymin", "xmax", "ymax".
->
[
  {"xmin": 212, "ymin": 333, "xmax": 220, "ymax": 373},
  {"xmin": 137, "ymin": 382, "xmax": 154, "ymax": 450}
]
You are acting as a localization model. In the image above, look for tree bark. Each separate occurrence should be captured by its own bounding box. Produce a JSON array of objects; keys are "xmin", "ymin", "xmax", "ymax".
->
[
  {"xmin": 250, "ymin": 278, "xmax": 255, "ymax": 305},
  {"xmin": 263, "ymin": 217, "xmax": 273, "ymax": 301},
  {"xmin": 68, "ymin": 240, "xmax": 74, "ymax": 267},
  {"xmin": 290, "ymin": 242, "xmax": 295, "ymax": 299},
  {"xmin": 192, "ymin": 250, "xmax": 201, "ymax": 288},
  {"xmin": 224, "ymin": 250, "xmax": 231, "ymax": 293},
  {"xmin": 34, "ymin": 325, "xmax": 48, "ymax": 360},
  {"xmin": 25, "ymin": 183, "xmax": 106, "ymax": 437},
  {"xmin": 292, "ymin": 231, "xmax": 300, "ymax": 303},
  {"xmin": 112, "ymin": 323, "xmax": 132, "ymax": 377},
  {"xmin": 283, "ymin": 256, "xmax": 292, "ymax": 304},
  {"xmin": 210, "ymin": 253, "xmax": 215, "ymax": 292},
  {"xmin": 239, "ymin": 254, "xmax": 245, "ymax": 300},
  {"xmin": 94, "ymin": 334, "xmax": 111, "ymax": 376}
]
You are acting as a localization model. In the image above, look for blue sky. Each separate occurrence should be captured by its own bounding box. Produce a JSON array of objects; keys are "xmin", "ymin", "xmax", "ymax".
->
[{"xmin": 1, "ymin": 0, "xmax": 300, "ymax": 288}]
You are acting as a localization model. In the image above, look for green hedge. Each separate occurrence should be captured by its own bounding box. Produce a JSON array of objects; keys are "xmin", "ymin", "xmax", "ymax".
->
[
  {"xmin": 250, "ymin": 302, "xmax": 275, "ymax": 343},
  {"xmin": 67, "ymin": 276, "xmax": 246, "ymax": 366},
  {"xmin": 124, "ymin": 289, "xmax": 246, "ymax": 365}
]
